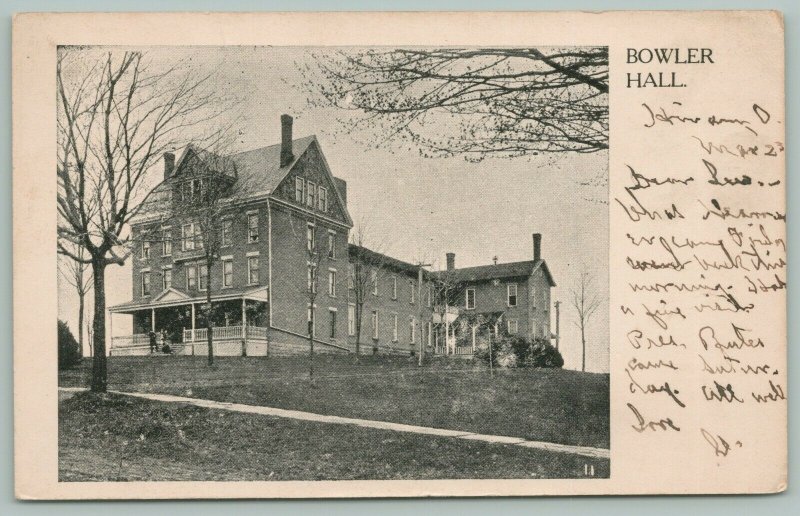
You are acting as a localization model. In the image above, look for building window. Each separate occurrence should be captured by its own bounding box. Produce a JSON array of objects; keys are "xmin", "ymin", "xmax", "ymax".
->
[
  {"xmin": 318, "ymin": 186, "xmax": 328, "ymax": 212},
  {"xmin": 371, "ymin": 310, "xmax": 379, "ymax": 339},
  {"xmin": 410, "ymin": 280, "xmax": 416, "ymax": 304},
  {"xmin": 391, "ymin": 276, "xmax": 398, "ymax": 300},
  {"xmin": 307, "ymin": 180, "xmax": 316, "ymax": 207},
  {"xmin": 248, "ymin": 256, "xmax": 260, "ymax": 285},
  {"xmin": 141, "ymin": 271, "xmax": 150, "ymax": 296},
  {"xmin": 329, "ymin": 309, "xmax": 337, "ymax": 339},
  {"xmin": 327, "ymin": 231, "xmax": 336, "ymax": 259},
  {"xmin": 162, "ymin": 269, "xmax": 172, "ymax": 290},
  {"xmin": 348, "ymin": 264, "xmax": 355, "ymax": 290},
  {"xmin": 180, "ymin": 181, "xmax": 192, "ymax": 202},
  {"xmin": 348, "ymin": 304, "xmax": 356, "ymax": 336},
  {"xmin": 371, "ymin": 270, "xmax": 378, "ymax": 296},
  {"xmin": 141, "ymin": 239, "xmax": 150, "ymax": 260},
  {"xmin": 392, "ymin": 314, "xmax": 398, "ymax": 342},
  {"xmin": 295, "ymin": 177, "xmax": 304, "ymax": 203},
  {"xmin": 410, "ymin": 317, "xmax": 416, "ymax": 343},
  {"xmin": 247, "ymin": 213, "xmax": 259, "ymax": 243},
  {"xmin": 222, "ymin": 259, "xmax": 233, "ymax": 288},
  {"xmin": 198, "ymin": 263, "xmax": 208, "ymax": 291},
  {"xmin": 328, "ymin": 269, "xmax": 337, "ymax": 297},
  {"xmin": 162, "ymin": 228, "xmax": 172, "ymax": 256},
  {"xmin": 181, "ymin": 223, "xmax": 195, "ymax": 251},
  {"xmin": 186, "ymin": 264, "xmax": 197, "ymax": 290},
  {"xmin": 466, "ymin": 288, "xmax": 476, "ymax": 309},
  {"xmin": 306, "ymin": 223, "xmax": 315, "ymax": 253},
  {"xmin": 508, "ymin": 319, "xmax": 518, "ymax": 334},
  {"xmin": 221, "ymin": 219, "xmax": 232, "ymax": 247},
  {"xmin": 507, "ymin": 283, "xmax": 518, "ymax": 307}
]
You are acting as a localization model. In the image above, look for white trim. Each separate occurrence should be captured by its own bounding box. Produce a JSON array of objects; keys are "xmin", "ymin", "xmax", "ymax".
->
[
  {"xmin": 328, "ymin": 307, "xmax": 338, "ymax": 312},
  {"xmin": 220, "ymin": 255, "xmax": 234, "ymax": 261},
  {"xmin": 328, "ymin": 267, "xmax": 338, "ymax": 272},
  {"xmin": 246, "ymin": 209, "xmax": 259, "ymax": 215},
  {"xmin": 246, "ymin": 251, "xmax": 260, "ymax": 257},
  {"xmin": 161, "ymin": 264, "xmax": 173, "ymax": 270},
  {"xmin": 140, "ymin": 267, "xmax": 151, "ymax": 273}
]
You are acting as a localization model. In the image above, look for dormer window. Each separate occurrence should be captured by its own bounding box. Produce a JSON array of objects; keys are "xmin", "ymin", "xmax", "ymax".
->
[
  {"xmin": 295, "ymin": 177, "xmax": 305, "ymax": 203},
  {"xmin": 318, "ymin": 186, "xmax": 328, "ymax": 212},
  {"xmin": 307, "ymin": 181, "xmax": 316, "ymax": 207}
]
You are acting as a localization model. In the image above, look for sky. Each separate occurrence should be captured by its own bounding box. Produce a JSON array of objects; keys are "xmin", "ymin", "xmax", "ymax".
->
[{"xmin": 57, "ymin": 46, "xmax": 609, "ymax": 372}]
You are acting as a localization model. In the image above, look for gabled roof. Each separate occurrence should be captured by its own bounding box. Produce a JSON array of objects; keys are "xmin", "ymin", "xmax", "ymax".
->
[
  {"xmin": 134, "ymin": 134, "xmax": 352, "ymax": 226},
  {"xmin": 109, "ymin": 285, "xmax": 270, "ymax": 313},
  {"xmin": 436, "ymin": 259, "xmax": 556, "ymax": 287},
  {"xmin": 349, "ymin": 244, "xmax": 425, "ymax": 278}
]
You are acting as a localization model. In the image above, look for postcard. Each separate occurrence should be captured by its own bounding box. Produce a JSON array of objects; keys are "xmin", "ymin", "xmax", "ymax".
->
[{"xmin": 12, "ymin": 11, "xmax": 786, "ymax": 498}]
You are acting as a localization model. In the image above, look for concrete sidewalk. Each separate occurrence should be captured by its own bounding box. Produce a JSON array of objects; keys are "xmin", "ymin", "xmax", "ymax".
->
[{"xmin": 59, "ymin": 387, "xmax": 610, "ymax": 460}]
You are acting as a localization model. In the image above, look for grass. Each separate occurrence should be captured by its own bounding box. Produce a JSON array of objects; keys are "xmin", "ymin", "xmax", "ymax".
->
[
  {"xmin": 59, "ymin": 392, "xmax": 609, "ymax": 481},
  {"xmin": 60, "ymin": 355, "xmax": 609, "ymax": 449}
]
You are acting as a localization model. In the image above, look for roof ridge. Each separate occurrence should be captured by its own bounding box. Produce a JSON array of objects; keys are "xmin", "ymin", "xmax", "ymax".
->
[{"xmin": 228, "ymin": 134, "xmax": 317, "ymax": 158}]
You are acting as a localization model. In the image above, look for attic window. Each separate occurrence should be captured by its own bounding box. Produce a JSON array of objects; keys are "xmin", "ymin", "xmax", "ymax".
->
[
  {"xmin": 318, "ymin": 186, "xmax": 328, "ymax": 212},
  {"xmin": 307, "ymin": 181, "xmax": 316, "ymax": 208},
  {"xmin": 295, "ymin": 177, "xmax": 304, "ymax": 203}
]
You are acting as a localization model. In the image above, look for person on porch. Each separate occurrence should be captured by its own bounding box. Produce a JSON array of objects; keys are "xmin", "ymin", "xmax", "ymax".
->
[{"xmin": 148, "ymin": 330, "xmax": 157, "ymax": 353}]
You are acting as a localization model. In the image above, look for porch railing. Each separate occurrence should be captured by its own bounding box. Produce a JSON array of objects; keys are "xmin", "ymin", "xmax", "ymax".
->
[
  {"xmin": 182, "ymin": 325, "xmax": 269, "ymax": 342},
  {"xmin": 111, "ymin": 334, "xmax": 151, "ymax": 347}
]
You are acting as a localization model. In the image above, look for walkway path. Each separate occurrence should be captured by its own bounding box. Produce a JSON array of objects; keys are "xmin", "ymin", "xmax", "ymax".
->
[{"xmin": 58, "ymin": 387, "xmax": 610, "ymax": 460}]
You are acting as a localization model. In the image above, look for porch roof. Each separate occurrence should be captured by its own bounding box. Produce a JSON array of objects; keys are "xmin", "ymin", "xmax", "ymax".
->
[{"xmin": 109, "ymin": 285, "xmax": 269, "ymax": 314}]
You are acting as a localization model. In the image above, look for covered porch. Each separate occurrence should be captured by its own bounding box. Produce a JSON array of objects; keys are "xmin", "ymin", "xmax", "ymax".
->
[
  {"xmin": 108, "ymin": 286, "xmax": 270, "ymax": 356},
  {"xmin": 433, "ymin": 310, "xmax": 504, "ymax": 357}
]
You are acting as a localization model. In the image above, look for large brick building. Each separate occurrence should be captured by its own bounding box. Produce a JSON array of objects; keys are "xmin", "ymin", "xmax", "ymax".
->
[{"xmin": 110, "ymin": 116, "xmax": 555, "ymax": 357}]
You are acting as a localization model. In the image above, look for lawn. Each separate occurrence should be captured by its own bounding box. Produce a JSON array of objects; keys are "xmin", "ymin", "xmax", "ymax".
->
[
  {"xmin": 59, "ymin": 392, "xmax": 609, "ymax": 481},
  {"xmin": 60, "ymin": 355, "xmax": 610, "ymax": 449}
]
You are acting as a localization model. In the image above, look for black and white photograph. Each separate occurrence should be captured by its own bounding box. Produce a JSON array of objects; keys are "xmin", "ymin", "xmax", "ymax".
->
[{"xmin": 56, "ymin": 45, "xmax": 610, "ymax": 481}]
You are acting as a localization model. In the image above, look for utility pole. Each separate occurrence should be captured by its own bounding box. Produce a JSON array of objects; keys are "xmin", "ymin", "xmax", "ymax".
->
[
  {"xmin": 554, "ymin": 300, "xmax": 561, "ymax": 350},
  {"xmin": 417, "ymin": 262, "xmax": 431, "ymax": 366}
]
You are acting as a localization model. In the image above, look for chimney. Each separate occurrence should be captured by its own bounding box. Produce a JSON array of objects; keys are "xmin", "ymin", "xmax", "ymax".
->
[
  {"xmin": 446, "ymin": 252, "xmax": 455, "ymax": 271},
  {"xmin": 533, "ymin": 233, "xmax": 542, "ymax": 261},
  {"xmin": 280, "ymin": 114, "xmax": 294, "ymax": 167},
  {"xmin": 163, "ymin": 152, "xmax": 175, "ymax": 180}
]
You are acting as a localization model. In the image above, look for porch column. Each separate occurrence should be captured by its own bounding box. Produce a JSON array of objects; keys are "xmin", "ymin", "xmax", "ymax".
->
[
  {"xmin": 241, "ymin": 298, "xmax": 248, "ymax": 356},
  {"xmin": 108, "ymin": 310, "xmax": 113, "ymax": 355},
  {"xmin": 151, "ymin": 308, "xmax": 156, "ymax": 332},
  {"xmin": 191, "ymin": 303, "xmax": 196, "ymax": 341}
]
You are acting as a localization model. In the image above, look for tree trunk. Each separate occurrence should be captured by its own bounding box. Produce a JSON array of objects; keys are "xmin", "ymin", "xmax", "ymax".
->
[
  {"xmin": 77, "ymin": 289, "xmax": 85, "ymax": 359},
  {"xmin": 206, "ymin": 265, "xmax": 214, "ymax": 367},
  {"xmin": 354, "ymin": 301, "xmax": 362, "ymax": 358},
  {"xmin": 308, "ymin": 312, "xmax": 315, "ymax": 379},
  {"xmin": 581, "ymin": 323, "xmax": 586, "ymax": 372},
  {"xmin": 90, "ymin": 259, "xmax": 107, "ymax": 392}
]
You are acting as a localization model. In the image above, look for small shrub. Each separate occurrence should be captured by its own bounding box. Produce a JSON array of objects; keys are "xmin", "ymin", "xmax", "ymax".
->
[
  {"xmin": 475, "ymin": 335, "xmax": 563, "ymax": 369},
  {"xmin": 58, "ymin": 319, "xmax": 82, "ymax": 370}
]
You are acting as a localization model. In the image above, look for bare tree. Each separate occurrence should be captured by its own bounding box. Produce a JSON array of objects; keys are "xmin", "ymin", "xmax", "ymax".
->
[
  {"xmin": 57, "ymin": 49, "xmax": 234, "ymax": 391},
  {"xmin": 348, "ymin": 223, "xmax": 388, "ymax": 360},
  {"xmin": 430, "ymin": 266, "xmax": 462, "ymax": 356},
  {"xmin": 160, "ymin": 148, "xmax": 237, "ymax": 366},
  {"xmin": 571, "ymin": 269, "xmax": 601, "ymax": 372},
  {"xmin": 58, "ymin": 249, "xmax": 93, "ymax": 357},
  {"xmin": 303, "ymin": 47, "xmax": 608, "ymax": 159}
]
